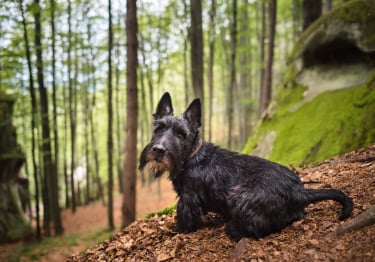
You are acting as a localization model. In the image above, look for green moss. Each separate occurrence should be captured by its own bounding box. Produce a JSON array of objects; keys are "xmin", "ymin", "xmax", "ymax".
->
[
  {"xmin": 146, "ymin": 204, "xmax": 176, "ymax": 218},
  {"xmin": 244, "ymin": 76, "xmax": 375, "ymax": 166}
]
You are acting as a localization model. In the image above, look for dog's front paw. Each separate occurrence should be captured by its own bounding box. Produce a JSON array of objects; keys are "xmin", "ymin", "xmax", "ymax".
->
[
  {"xmin": 175, "ymin": 215, "xmax": 201, "ymax": 233},
  {"xmin": 175, "ymin": 222, "xmax": 198, "ymax": 233}
]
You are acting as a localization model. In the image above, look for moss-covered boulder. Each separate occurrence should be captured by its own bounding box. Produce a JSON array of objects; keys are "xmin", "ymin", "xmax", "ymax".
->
[
  {"xmin": 0, "ymin": 91, "xmax": 31, "ymax": 243},
  {"xmin": 243, "ymin": 0, "xmax": 375, "ymax": 166}
]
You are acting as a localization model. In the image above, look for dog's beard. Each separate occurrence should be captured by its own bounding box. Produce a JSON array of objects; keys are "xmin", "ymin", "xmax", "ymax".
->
[
  {"xmin": 139, "ymin": 144, "xmax": 178, "ymax": 178},
  {"xmin": 140, "ymin": 160, "xmax": 171, "ymax": 178}
]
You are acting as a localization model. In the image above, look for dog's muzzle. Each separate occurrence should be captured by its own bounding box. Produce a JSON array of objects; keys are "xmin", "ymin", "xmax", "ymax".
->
[{"xmin": 139, "ymin": 144, "xmax": 173, "ymax": 178}]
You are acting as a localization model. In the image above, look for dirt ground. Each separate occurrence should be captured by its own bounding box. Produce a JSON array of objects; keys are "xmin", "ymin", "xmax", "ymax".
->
[
  {"xmin": 68, "ymin": 145, "xmax": 375, "ymax": 261},
  {"xmin": 0, "ymin": 178, "xmax": 177, "ymax": 262},
  {"xmin": 61, "ymin": 178, "xmax": 177, "ymax": 235}
]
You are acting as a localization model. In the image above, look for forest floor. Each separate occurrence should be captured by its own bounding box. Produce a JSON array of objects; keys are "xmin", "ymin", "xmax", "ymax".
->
[
  {"xmin": 1, "ymin": 145, "xmax": 374, "ymax": 261},
  {"xmin": 68, "ymin": 145, "xmax": 375, "ymax": 262},
  {"xmin": 0, "ymin": 179, "xmax": 177, "ymax": 262}
]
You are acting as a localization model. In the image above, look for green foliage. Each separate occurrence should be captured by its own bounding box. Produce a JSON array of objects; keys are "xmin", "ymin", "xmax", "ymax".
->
[{"xmin": 146, "ymin": 204, "xmax": 176, "ymax": 219}]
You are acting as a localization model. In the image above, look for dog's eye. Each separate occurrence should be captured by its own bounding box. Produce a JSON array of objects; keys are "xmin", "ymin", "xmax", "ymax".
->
[
  {"xmin": 176, "ymin": 129, "xmax": 187, "ymax": 139},
  {"xmin": 154, "ymin": 123, "xmax": 165, "ymax": 133}
]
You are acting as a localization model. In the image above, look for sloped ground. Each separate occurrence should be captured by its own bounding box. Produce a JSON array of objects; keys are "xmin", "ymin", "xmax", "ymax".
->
[{"xmin": 68, "ymin": 145, "xmax": 375, "ymax": 261}]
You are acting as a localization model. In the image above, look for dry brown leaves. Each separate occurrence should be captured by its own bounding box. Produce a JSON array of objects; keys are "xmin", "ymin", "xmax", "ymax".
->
[{"xmin": 68, "ymin": 145, "xmax": 375, "ymax": 262}]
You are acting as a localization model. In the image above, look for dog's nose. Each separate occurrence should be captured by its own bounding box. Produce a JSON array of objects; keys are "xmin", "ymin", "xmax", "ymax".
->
[{"xmin": 152, "ymin": 144, "xmax": 166, "ymax": 156}]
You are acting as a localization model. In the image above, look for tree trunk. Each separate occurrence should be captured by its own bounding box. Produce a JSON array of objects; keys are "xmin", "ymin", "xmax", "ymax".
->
[
  {"xmin": 292, "ymin": 0, "xmax": 300, "ymax": 42},
  {"xmin": 115, "ymin": 36, "xmax": 124, "ymax": 194},
  {"xmin": 107, "ymin": 0, "xmax": 115, "ymax": 230},
  {"xmin": 67, "ymin": 0, "xmax": 76, "ymax": 213},
  {"xmin": 258, "ymin": 0, "xmax": 266, "ymax": 116},
  {"xmin": 86, "ymin": 11, "xmax": 104, "ymax": 204},
  {"xmin": 190, "ymin": 0, "xmax": 204, "ymax": 135},
  {"xmin": 33, "ymin": 0, "xmax": 63, "ymax": 235},
  {"xmin": 207, "ymin": 0, "xmax": 216, "ymax": 142},
  {"xmin": 227, "ymin": 0, "xmax": 237, "ymax": 149},
  {"xmin": 302, "ymin": 0, "xmax": 322, "ymax": 30},
  {"xmin": 122, "ymin": 0, "xmax": 138, "ymax": 228},
  {"xmin": 19, "ymin": 0, "xmax": 41, "ymax": 240},
  {"xmin": 50, "ymin": 0, "xmax": 59, "ymax": 184},
  {"xmin": 238, "ymin": 0, "xmax": 252, "ymax": 147},
  {"xmin": 259, "ymin": 0, "xmax": 277, "ymax": 115},
  {"xmin": 322, "ymin": 0, "xmax": 332, "ymax": 14}
]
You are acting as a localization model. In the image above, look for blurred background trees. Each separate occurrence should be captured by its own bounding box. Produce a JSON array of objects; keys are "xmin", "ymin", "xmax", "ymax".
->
[{"xmin": 0, "ymin": 0, "xmax": 354, "ymax": 241}]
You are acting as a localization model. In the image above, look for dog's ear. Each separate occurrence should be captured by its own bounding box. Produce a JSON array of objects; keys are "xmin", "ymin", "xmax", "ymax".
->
[
  {"xmin": 183, "ymin": 98, "xmax": 201, "ymax": 129},
  {"xmin": 153, "ymin": 92, "xmax": 173, "ymax": 120}
]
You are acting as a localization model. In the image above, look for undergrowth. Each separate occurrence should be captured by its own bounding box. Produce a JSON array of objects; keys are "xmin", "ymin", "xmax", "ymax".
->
[
  {"xmin": 2, "ymin": 227, "xmax": 112, "ymax": 262},
  {"xmin": 146, "ymin": 204, "xmax": 176, "ymax": 218}
]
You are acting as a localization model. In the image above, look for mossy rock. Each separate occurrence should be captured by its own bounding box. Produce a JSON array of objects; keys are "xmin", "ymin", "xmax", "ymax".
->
[{"xmin": 243, "ymin": 0, "xmax": 375, "ymax": 166}]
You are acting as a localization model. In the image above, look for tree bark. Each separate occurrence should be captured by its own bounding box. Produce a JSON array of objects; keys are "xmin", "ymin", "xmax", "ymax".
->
[
  {"xmin": 107, "ymin": 0, "xmax": 115, "ymax": 230},
  {"xmin": 259, "ymin": 0, "xmax": 277, "ymax": 115},
  {"xmin": 207, "ymin": 0, "xmax": 216, "ymax": 142},
  {"xmin": 302, "ymin": 0, "xmax": 322, "ymax": 30},
  {"xmin": 238, "ymin": 0, "xmax": 252, "ymax": 147},
  {"xmin": 122, "ymin": 0, "xmax": 138, "ymax": 228},
  {"xmin": 190, "ymin": 0, "xmax": 204, "ymax": 135},
  {"xmin": 50, "ymin": 0, "xmax": 59, "ymax": 182},
  {"xmin": 258, "ymin": 0, "xmax": 266, "ymax": 116},
  {"xmin": 67, "ymin": 0, "xmax": 76, "ymax": 213},
  {"xmin": 86, "ymin": 11, "xmax": 104, "ymax": 204},
  {"xmin": 322, "ymin": 0, "xmax": 332, "ymax": 14},
  {"xmin": 33, "ymin": 0, "xmax": 63, "ymax": 235},
  {"xmin": 19, "ymin": 0, "xmax": 41, "ymax": 240},
  {"xmin": 227, "ymin": 0, "xmax": 237, "ymax": 149},
  {"xmin": 115, "ymin": 32, "xmax": 124, "ymax": 194}
]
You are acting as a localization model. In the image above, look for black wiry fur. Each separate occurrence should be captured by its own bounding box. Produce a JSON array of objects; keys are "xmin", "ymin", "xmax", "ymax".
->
[{"xmin": 139, "ymin": 92, "xmax": 353, "ymax": 240}]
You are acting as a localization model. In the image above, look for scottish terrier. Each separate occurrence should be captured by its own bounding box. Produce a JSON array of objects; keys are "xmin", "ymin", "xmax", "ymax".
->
[{"xmin": 139, "ymin": 92, "xmax": 353, "ymax": 240}]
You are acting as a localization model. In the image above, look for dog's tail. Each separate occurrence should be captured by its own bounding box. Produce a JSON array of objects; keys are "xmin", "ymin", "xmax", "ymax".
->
[{"xmin": 302, "ymin": 188, "xmax": 353, "ymax": 220}]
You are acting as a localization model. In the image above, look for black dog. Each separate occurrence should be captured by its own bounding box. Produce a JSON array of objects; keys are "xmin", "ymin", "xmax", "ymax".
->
[{"xmin": 139, "ymin": 92, "xmax": 353, "ymax": 240}]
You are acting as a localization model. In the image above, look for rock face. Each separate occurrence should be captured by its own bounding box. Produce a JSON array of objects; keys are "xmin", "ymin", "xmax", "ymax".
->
[
  {"xmin": 244, "ymin": 0, "xmax": 375, "ymax": 165},
  {"xmin": 0, "ymin": 93, "xmax": 31, "ymax": 242},
  {"xmin": 295, "ymin": 0, "xmax": 375, "ymax": 70},
  {"xmin": 294, "ymin": 0, "xmax": 375, "ymax": 102}
]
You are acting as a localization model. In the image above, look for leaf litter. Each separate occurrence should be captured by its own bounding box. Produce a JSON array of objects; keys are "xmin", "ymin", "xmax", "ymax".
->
[{"xmin": 68, "ymin": 145, "xmax": 375, "ymax": 261}]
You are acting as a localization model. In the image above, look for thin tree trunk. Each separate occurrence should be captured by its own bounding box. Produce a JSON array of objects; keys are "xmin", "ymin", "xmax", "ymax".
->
[
  {"xmin": 239, "ymin": 0, "xmax": 251, "ymax": 147},
  {"xmin": 227, "ymin": 0, "xmax": 237, "ymax": 149},
  {"xmin": 292, "ymin": 0, "xmax": 300, "ymax": 42},
  {"xmin": 207, "ymin": 0, "xmax": 216, "ymax": 142},
  {"xmin": 83, "ymin": 62, "xmax": 90, "ymax": 206},
  {"xmin": 67, "ymin": 0, "xmax": 76, "ymax": 213},
  {"xmin": 183, "ymin": 2, "xmax": 190, "ymax": 106},
  {"xmin": 34, "ymin": 0, "xmax": 63, "ymax": 235},
  {"xmin": 107, "ymin": 0, "xmax": 115, "ymax": 230},
  {"xmin": 50, "ymin": 0, "xmax": 59, "ymax": 189},
  {"xmin": 86, "ymin": 11, "xmax": 104, "ymax": 204},
  {"xmin": 122, "ymin": 0, "xmax": 138, "ymax": 228},
  {"xmin": 115, "ymin": 37, "xmax": 123, "ymax": 194},
  {"xmin": 302, "ymin": 0, "xmax": 322, "ymax": 30},
  {"xmin": 259, "ymin": 0, "xmax": 266, "ymax": 116},
  {"xmin": 322, "ymin": 0, "xmax": 332, "ymax": 14},
  {"xmin": 19, "ymin": 0, "xmax": 41, "ymax": 240},
  {"xmin": 260, "ymin": 0, "xmax": 277, "ymax": 115},
  {"xmin": 190, "ymin": 0, "xmax": 204, "ymax": 135}
]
